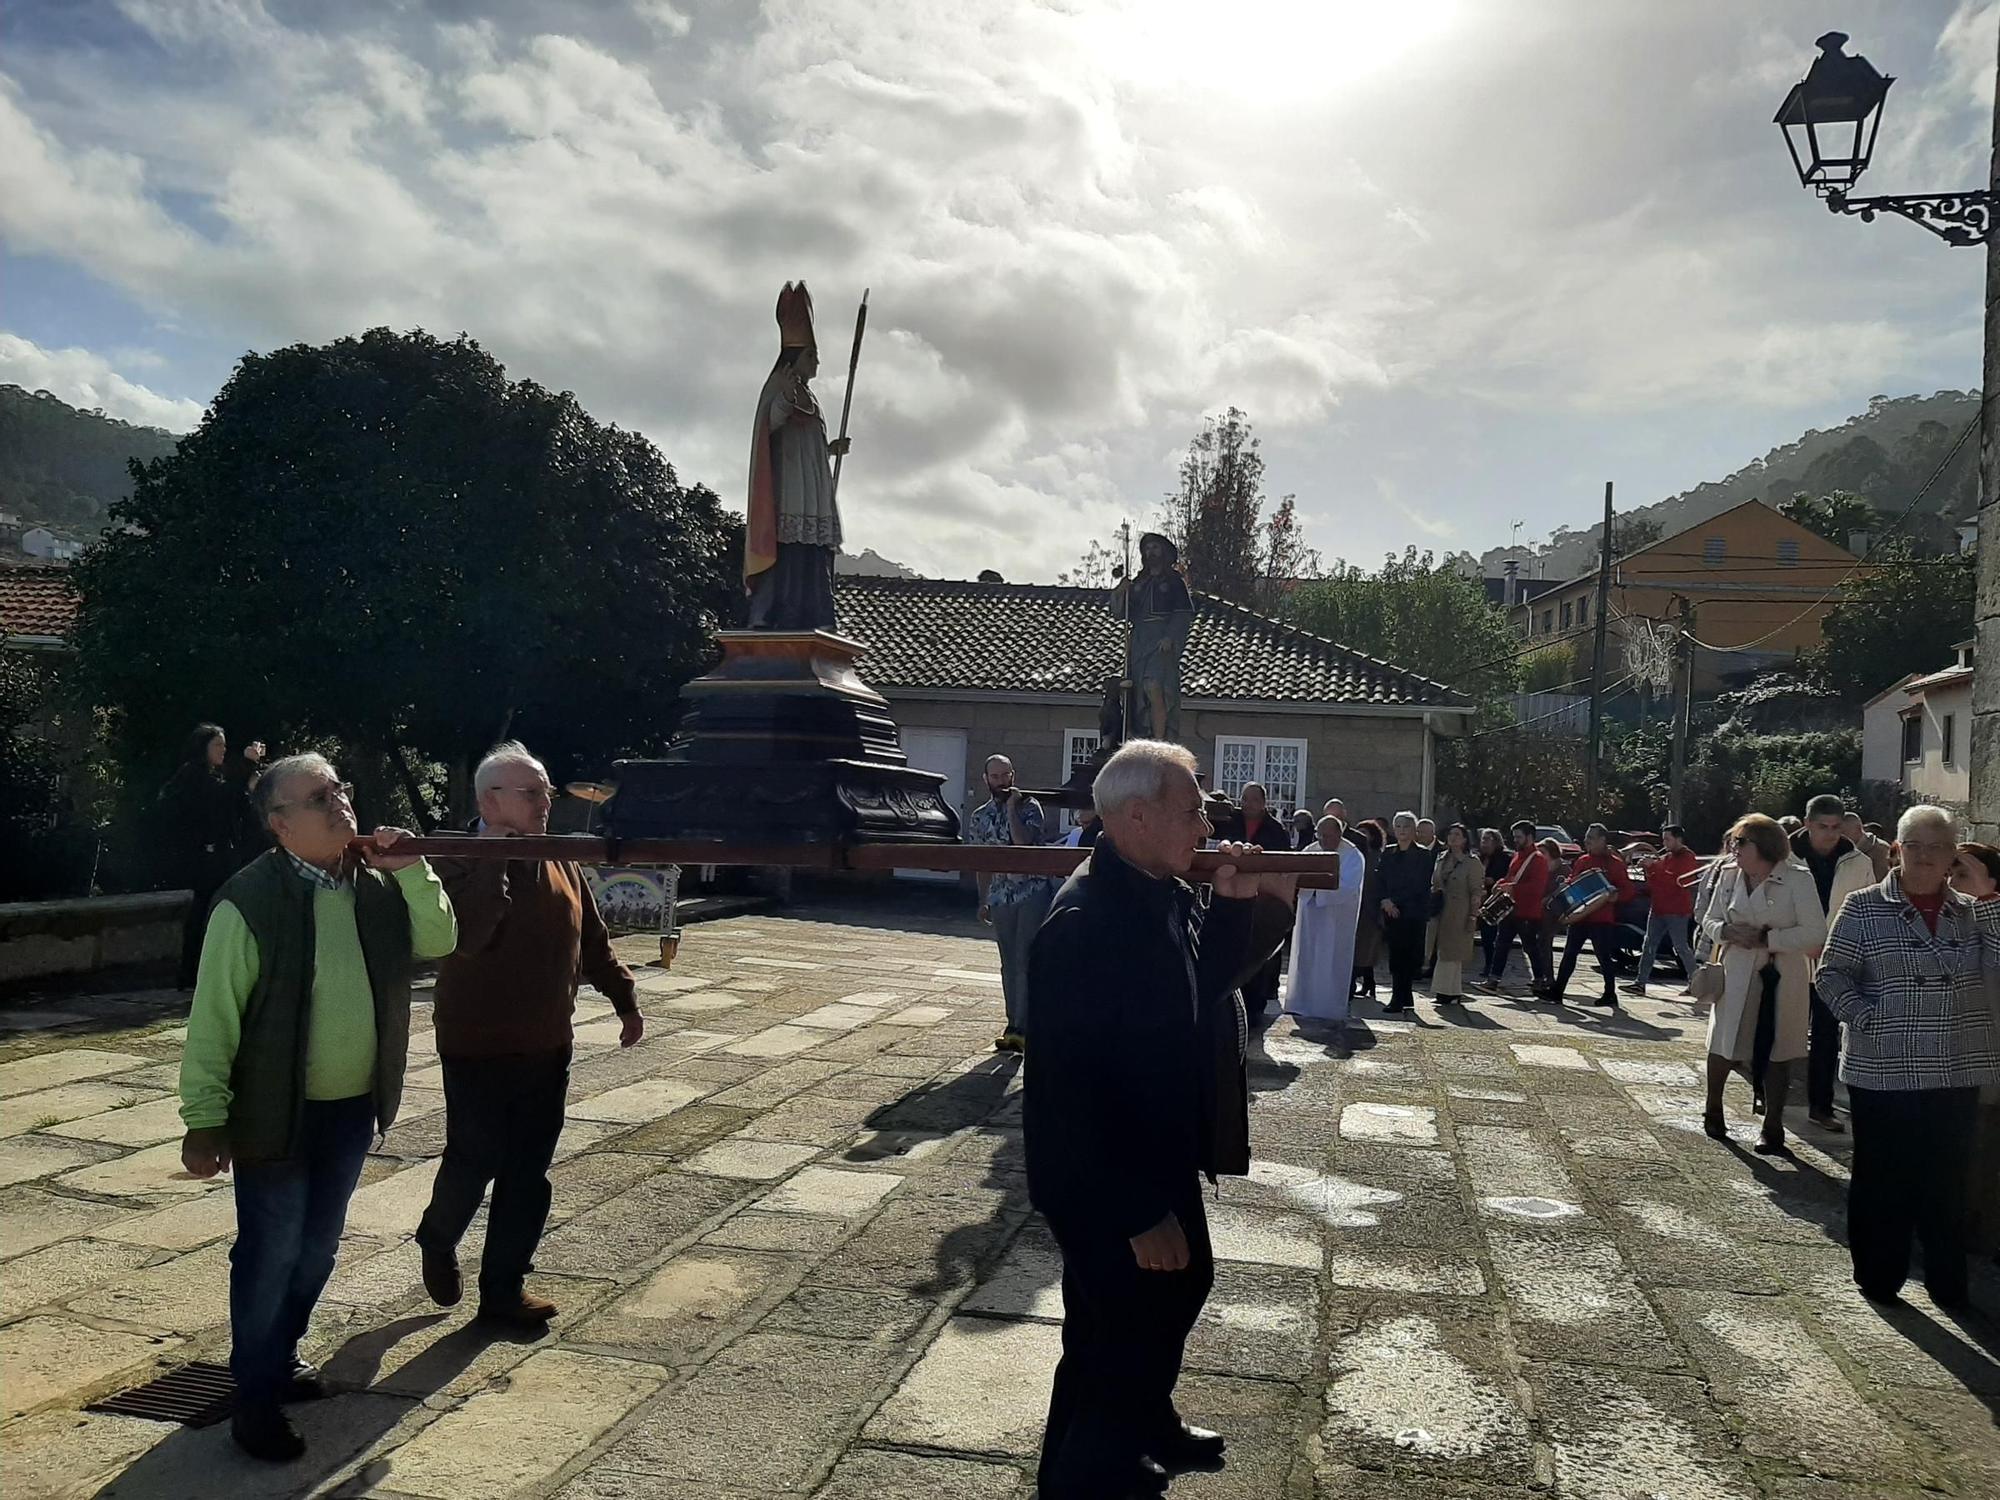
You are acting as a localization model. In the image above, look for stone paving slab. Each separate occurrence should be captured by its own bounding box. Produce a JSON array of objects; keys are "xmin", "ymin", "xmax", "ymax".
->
[{"xmin": 0, "ymin": 909, "xmax": 1995, "ymax": 1499}]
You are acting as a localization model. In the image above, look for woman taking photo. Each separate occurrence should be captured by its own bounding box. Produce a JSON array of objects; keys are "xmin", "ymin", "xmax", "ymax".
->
[
  {"xmin": 1696, "ymin": 814, "xmax": 1826, "ymax": 1153},
  {"xmin": 1431, "ymin": 823, "xmax": 1484, "ymax": 1006}
]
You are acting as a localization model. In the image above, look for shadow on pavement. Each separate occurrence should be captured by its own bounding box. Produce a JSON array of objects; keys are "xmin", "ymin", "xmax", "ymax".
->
[{"xmin": 92, "ymin": 1314, "xmax": 511, "ymax": 1497}]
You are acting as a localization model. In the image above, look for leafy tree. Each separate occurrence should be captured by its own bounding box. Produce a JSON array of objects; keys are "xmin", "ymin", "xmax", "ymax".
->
[
  {"xmin": 1282, "ymin": 547, "xmax": 1522, "ymax": 715},
  {"xmin": 1779, "ymin": 490, "xmax": 1879, "ymax": 550},
  {"xmin": 1521, "ymin": 641, "xmax": 1584, "ymax": 694},
  {"xmin": 1612, "ymin": 516, "xmax": 1663, "ymax": 556},
  {"xmin": 1158, "ymin": 408, "xmax": 1266, "ymax": 603},
  {"xmin": 1057, "ymin": 537, "xmax": 1121, "ymax": 588},
  {"xmin": 73, "ymin": 328, "xmax": 739, "ymax": 827},
  {"xmin": 1809, "ymin": 541, "xmax": 1973, "ymax": 703},
  {"xmin": 1259, "ymin": 495, "xmax": 1322, "ymax": 587}
]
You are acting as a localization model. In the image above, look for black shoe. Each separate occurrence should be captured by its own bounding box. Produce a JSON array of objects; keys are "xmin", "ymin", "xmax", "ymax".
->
[
  {"xmin": 421, "ymin": 1245, "xmax": 463, "ymax": 1308},
  {"xmin": 1855, "ymin": 1280, "xmax": 1903, "ymax": 1306},
  {"xmin": 231, "ymin": 1405, "xmax": 305, "ymax": 1463},
  {"xmin": 281, "ymin": 1358, "xmax": 327, "ymax": 1403},
  {"xmin": 1148, "ymin": 1421, "xmax": 1227, "ymax": 1471},
  {"xmin": 1589, "ymin": 993, "xmax": 1618, "ymax": 1009}
]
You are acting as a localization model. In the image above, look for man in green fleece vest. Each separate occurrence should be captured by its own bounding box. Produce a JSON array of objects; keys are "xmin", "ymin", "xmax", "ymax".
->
[{"xmin": 178, "ymin": 753, "xmax": 457, "ymax": 1463}]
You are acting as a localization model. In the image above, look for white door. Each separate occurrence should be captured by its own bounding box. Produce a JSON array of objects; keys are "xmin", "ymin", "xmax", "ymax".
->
[{"xmin": 899, "ymin": 727, "xmax": 969, "ymax": 883}]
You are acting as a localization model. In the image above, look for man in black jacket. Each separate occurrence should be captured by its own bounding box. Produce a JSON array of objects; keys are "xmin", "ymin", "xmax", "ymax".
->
[
  {"xmin": 1026, "ymin": 740, "xmax": 1297, "ymax": 1500},
  {"xmin": 1375, "ymin": 810, "xmax": 1434, "ymax": 1012}
]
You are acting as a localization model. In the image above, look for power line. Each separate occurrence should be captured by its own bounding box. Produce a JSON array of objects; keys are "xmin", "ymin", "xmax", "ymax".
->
[{"xmin": 1467, "ymin": 675, "xmax": 1635, "ymax": 738}]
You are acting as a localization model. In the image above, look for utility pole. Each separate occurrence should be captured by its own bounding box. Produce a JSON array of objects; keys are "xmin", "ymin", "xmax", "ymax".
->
[
  {"xmin": 1668, "ymin": 596, "xmax": 1694, "ymax": 825},
  {"xmin": 1583, "ymin": 481, "xmax": 1615, "ymax": 817}
]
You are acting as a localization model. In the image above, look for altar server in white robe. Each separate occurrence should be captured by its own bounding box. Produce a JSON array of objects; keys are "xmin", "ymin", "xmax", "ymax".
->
[{"xmin": 1286, "ymin": 816, "xmax": 1363, "ymax": 1025}]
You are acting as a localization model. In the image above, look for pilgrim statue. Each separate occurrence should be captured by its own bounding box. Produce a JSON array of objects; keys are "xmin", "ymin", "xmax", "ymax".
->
[
  {"xmin": 744, "ymin": 281, "xmax": 848, "ymax": 632},
  {"xmin": 1110, "ymin": 532, "xmax": 1195, "ymax": 742}
]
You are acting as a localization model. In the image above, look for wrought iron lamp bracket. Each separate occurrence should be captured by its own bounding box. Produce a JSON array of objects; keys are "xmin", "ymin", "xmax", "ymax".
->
[{"xmin": 1822, "ymin": 188, "xmax": 1994, "ymax": 247}]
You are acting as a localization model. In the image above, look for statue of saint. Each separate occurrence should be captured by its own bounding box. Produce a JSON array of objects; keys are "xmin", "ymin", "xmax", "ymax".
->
[
  {"xmin": 1111, "ymin": 532, "xmax": 1195, "ymax": 742},
  {"xmin": 744, "ymin": 282, "xmax": 849, "ymax": 632}
]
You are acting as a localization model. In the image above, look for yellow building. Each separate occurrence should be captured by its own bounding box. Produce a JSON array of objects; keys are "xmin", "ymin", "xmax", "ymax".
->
[{"xmin": 1507, "ymin": 499, "xmax": 1866, "ymax": 693}]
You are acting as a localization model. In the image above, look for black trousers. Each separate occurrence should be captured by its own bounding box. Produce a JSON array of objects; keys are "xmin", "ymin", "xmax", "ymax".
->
[
  {"xmin": 1384, "ymin": 916, "xmax": 1428, "ymax": 1008},
  {"xmin": 1806, "ymin": 988, "xmax": 1842, "ymax": 1115},
  {"xmin": 416, "ymin": 1049, "xmax": 570, "ymax": 1303},
  {"xmin": 1484, "ymin": 913, "xmax": 1549, "ymax": 983},
  {"xmin": 1243, "ymin": 943, "xmax": 1284, "ymax": 1013},
  {"xmin": 1847, "ymin": 1084, "xmax": 1979, "ymax": 1303},
  {"xmin": 1553, "ymin": 925, "xmax": 1618, "ymax": 999},
  {"xmin": 177, "ymin": 850, "xmax": 235, "ymax": 988},
  {"xmin": 1039, "ymin": 1188, "xmax": 1214, "ymax": 1497}
]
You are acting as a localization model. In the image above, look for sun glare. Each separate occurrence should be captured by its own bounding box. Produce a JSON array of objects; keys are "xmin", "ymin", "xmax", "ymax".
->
[{"xmin": 1093, "ymin": 0, "xmax": 1462, "ymax": 102}]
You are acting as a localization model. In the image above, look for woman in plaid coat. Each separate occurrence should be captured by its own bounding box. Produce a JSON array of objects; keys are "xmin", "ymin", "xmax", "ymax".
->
[{"xmin": 1816, "ymin": 805, "xmax": 2000, "ymax": 1307}]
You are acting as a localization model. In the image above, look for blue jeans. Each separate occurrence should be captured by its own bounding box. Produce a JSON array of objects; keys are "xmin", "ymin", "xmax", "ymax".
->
[
  {"xmin": 229, "ymin": 1094, "xmax": 374, "ymax": 1408},
  {"xmin": 1635, "ymin": 914, "xmax": 1698, "ymax": 987}
]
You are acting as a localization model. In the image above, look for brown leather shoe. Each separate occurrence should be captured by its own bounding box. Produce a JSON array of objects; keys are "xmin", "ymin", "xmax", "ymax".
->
[
  {"xmin": 420, "ymin": 1246, "xmax": 462, "ymax": 1308},
  {"xmin": 478, "ymin": 1291, "xmax": 558, "ymax": 1327}
]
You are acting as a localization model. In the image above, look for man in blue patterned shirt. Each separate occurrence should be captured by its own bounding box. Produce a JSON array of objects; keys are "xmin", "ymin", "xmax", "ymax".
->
[{"xmin": 972, "ymin": 754, "xmax": 1056, "ymax": 1054}]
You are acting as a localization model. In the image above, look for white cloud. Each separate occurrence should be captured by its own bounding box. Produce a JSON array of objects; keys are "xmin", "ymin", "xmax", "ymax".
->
[
  {"xmin": 0, "ymin": 1, "xmax": 1985, "ymax": 577},
  {"xmin": 0, "ymin": 333, "xmax": 205, "ymax": 430}
]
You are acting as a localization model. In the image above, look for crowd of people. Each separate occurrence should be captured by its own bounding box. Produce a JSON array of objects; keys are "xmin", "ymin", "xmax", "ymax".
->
[
  {"xmin": 1018, "ymin": 745, "xmax": 1999, "ymax": 1497},
  {"xmin": 167, "ymin": 724, "xmax": 2000, "ymax": 1485}
]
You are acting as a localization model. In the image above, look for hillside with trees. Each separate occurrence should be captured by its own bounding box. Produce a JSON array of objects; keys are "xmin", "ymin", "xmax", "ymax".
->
[
  {"xmin": 0, "ymin": 385, "xmax": 180, "ymax": 534},
  {"xmin": 1483, "ymin": 390, "xmax": 1977, "ymax": 579}
]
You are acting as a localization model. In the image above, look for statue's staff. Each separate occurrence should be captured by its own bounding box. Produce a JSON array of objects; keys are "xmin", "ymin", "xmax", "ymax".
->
[{"xmin": 830, "ymin": 288, "xmax": 869, "ymax": 504}]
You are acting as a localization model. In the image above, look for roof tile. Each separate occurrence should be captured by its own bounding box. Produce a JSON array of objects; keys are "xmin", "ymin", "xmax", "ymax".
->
[
  {"xmin": 0, "ymin": 566, "xmax": 77, "ymax": 640},
  {"xmin": 835, "ymin": 576, "xmax": 1467, "ymax": 709}
]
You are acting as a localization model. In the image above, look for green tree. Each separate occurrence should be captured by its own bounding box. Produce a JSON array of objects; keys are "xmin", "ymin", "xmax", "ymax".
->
[
  {"xmin": 1810, "ymin": 541, "xmax": 1973, "ymax": 703},
  {"xmin": 73, "ymin": 328, "xmax": 739, "ymax": 826},
  {"xmin": 1779, "ymin": 490, "xmax": 1879, "ymax": 550},
  {"xmin": 1613, "ymin": 516, "xmax": 1663, "ymax": 557},
  {"xmin": 1159, "ymin": 408, "xmax": 1266, "ymax": 603},
  {"xmin": 1282, "ymin": 547, "xmax": 1521, "ymax": 714}
]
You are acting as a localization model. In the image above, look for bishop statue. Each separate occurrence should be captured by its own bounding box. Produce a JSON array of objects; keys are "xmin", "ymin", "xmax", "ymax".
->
[{"xmin": 744, "ymin": 281, "xmax": 848, "ymax": 632}]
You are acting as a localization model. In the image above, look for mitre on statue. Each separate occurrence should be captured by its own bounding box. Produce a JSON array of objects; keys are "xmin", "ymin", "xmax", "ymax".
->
[{"xmin": 776, "ymin": 281, "xmax": 816, "ymax": 352}]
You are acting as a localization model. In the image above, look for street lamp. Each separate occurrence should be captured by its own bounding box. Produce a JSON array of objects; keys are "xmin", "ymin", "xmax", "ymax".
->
[{"xmin": 1774, "ymin": 31, "xmax": 1992, "ymax": 246}]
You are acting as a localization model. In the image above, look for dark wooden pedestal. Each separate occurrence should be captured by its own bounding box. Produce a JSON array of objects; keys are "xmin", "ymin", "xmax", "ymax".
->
[{"xmin": 607, "ymin": 631, "xmax": 961, "ymax": 846}]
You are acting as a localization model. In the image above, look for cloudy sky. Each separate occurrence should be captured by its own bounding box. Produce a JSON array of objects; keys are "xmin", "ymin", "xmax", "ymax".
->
[{"xmin": 1, "ymin": 0, "xmax": 1990, "ymax": 579}]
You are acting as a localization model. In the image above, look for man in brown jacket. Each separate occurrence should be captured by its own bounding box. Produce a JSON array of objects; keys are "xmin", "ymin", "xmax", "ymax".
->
[{"xmin": 416, "ymin": 742, "xmax": 642, "ymax": 1325}]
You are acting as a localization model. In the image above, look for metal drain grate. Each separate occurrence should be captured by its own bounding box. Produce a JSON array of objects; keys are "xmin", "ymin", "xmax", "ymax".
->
[{"xmin": 87, "ymin": 1361, "xmax": 235, "ymax": 1427}]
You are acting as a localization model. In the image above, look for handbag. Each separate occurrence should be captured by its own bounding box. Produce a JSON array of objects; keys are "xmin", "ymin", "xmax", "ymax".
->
[{"xmin": 1688, "ymin": 943, "xmax": 1727, "ymax": 1003}]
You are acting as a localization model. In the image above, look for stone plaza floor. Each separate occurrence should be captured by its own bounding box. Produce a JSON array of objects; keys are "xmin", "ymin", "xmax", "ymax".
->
[{"xmin": 1, "ymin": 896, "xmax": 1997, "ymax": 1499}]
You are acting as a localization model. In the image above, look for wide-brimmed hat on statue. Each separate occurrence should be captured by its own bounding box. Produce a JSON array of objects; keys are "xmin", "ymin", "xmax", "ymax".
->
[
  {"xmin": 776, "ymin": 281, "xmax": 817, "ymax": 352},
  {"xmin": 1138, "ymin": 532, "xmax": 1179, "ymax": 566}
]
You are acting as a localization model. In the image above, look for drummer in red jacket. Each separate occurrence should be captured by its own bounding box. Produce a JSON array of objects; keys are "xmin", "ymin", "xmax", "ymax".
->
[{"xmin": 1537, "ymin": 822, "xmax": 1633, "ymax": 1008}]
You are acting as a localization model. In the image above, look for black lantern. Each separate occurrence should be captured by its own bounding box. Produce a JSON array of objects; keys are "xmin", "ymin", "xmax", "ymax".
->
[
  {"xmin": 1773, "ymin": 31, "xmax": 1991, "ymax": 247},
  {"xmin": 1773, "ymin": 32, "xmax": 1891, "ymax": 193}
]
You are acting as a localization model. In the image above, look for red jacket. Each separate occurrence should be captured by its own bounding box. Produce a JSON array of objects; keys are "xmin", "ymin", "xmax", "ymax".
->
[
  {"xmin": 1643, "ymin": 847, "xmax": 1700, "ymax": 918},
  {"xmin": 1565, "ymin": 850, "xmax": 1633, "ymax": 925},
  {"xmin": 1501, "ymin": 847, "xmax": 1550, "ymax": 914}
]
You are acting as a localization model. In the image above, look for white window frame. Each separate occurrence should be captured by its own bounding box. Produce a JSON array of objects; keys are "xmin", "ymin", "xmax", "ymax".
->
[
  {"xmin": 1060, "ymin": 728, "xmax": 1102, "ymax": 832},
  {"xmin": 1213, "ymin": 735, "xmax": 1310, "ymax": 821},
  {"xmin": 1902, "ymin": 713, "xmax": 1923, "ymax": 765},
  {"xmin": 1942, "ymin": 712, "xmax": 1957, "ymax": 767}
]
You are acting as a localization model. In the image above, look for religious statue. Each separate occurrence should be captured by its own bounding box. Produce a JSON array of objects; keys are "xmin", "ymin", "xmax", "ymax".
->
[
  {"xmin": 744, "ymin": 281, "xmax": 850, "ymax": 632},
  {"xmin": 1110, "ymin": 532, "xmax": 1194, "ymax": 742}
]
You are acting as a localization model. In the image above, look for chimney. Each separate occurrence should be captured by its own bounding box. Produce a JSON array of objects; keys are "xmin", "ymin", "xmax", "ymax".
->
[
  {"xmin": 1957, "ymin": 520, "xmax": 1979, "ymax": 554},
  {"xmin": 1502, "ymin": 558, "xmax": 1520, "ymax": 608},
  {"xmin": 1847, "ymin": 530, "xmax": 1871, "ymax": 557}
]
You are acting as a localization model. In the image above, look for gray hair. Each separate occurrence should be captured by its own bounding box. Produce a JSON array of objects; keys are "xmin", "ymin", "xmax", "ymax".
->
[
  {"xmin": 1093, "ymin": 739, "xmax": 1198, "ymax": 818},
  {"xmin": 1317, "ymin": 815, "xmax": 1344, "ymax": 844},
  {"xmin": 475, "ymin": 740, "xmax": 546, "ymax": 796},
  {"xmin": 1896, "ymin": 804, "xmax": 1960, "ymax": 843},
  {"xmin": 1392, "ymin": 810, "xmax": 1417, "ymax": 830},
  {"xmin": 255, "ymin": 752, "xmax": 337, "ymax": 823}
]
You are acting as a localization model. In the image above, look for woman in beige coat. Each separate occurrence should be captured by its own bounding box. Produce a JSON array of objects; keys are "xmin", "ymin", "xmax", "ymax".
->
[
  {"xmin": 1697, "ymin": 813, "xmax": 1827, "ymax": 1153},
  {"xmin": 1431, "ymin": 823, "xmax": 1485, "ymax": 1005}
]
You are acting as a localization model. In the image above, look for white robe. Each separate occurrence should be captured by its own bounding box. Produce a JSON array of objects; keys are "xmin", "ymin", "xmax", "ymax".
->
[{"xmin": 1284, "ymin": 839, "xmax": 1363, "ymax": 1024}]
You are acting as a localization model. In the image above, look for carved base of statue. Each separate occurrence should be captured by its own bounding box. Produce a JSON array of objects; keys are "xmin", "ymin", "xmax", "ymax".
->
[{"xmin": 607, "ymin": 631, "xmax": 960, "ymax": 846}]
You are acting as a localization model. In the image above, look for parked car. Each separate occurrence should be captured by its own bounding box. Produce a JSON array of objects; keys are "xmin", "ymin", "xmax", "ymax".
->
[{"xmin": 1536, "ymin": 824, "xmax": 1582, "ymax": 860}]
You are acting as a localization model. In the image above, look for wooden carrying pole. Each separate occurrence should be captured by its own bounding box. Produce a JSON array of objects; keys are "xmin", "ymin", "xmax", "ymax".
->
[{"xmin": 360, "ymin": 836, "xmax": 1342, "ymax": 889}]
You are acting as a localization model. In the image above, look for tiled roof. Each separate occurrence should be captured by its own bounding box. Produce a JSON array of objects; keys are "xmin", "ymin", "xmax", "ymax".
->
[
  {"xmin": 0, "ymin": 565, "xmax": 77, "ymax": 640},
  {"xmin": 834, "ymin": 576, "xmax": 1469, "ymax": 710}
]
